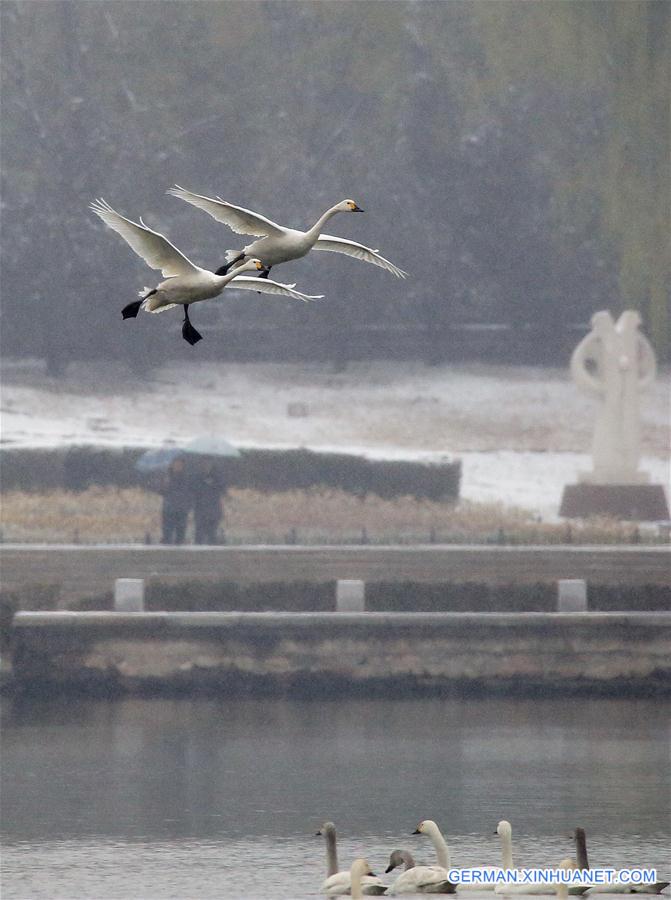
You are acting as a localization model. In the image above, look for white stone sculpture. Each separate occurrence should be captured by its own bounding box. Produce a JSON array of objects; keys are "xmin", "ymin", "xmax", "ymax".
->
[{"xmin": 570, "ymin": 309, "xmax": 657, "ymax": 484}]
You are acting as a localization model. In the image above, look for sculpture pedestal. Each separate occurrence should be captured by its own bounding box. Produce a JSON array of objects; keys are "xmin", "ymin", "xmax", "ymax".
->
[{"xmin": 560, "ymin": 483, "xmax": 670, "ymax": 521}]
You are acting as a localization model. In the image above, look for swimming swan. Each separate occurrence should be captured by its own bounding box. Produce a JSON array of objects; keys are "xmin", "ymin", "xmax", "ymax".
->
[
  {"xmin": 167, "ymin": 186, "xmax": 408, "ymax": 280},
  {"xmin": 350, "ymin": 859, "xmax": 383, "ymax": 900},
  {"xmin": 90, "ymin": 198, "xmax": 322, "ymax": 345},
  {"xmin": 316, "ymin": 822, "xmax": 386, "ymax": 896},
  {"xmin": 414, "ymin": 820, "xmax": 497, "ymax": 892},
  {"xmin": 385, "ymin": 849, "xmax": 455, "ymax": 894},
  {"xmin": 495, "ymin": 821, "xmax": 588, "ymax": 896},
  {"xmin": 573, "ymin": 827, "xmax": 670, "ymax": 895}
]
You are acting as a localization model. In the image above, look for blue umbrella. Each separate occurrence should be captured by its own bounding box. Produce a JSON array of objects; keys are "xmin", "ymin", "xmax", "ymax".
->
[
  {"xmin": 181, "ymin": 436, "xmax": 241, "ymax": 458},
  {"xmin": 135, "ymin": 446, "xmax": 185, "ymax": 473}
]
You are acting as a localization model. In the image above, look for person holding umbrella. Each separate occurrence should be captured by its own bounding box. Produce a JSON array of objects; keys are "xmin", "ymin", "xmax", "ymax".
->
[
  {"xmin": 192, "ymin": 458, "xmax": 226, "ymax": 544},
  {"xmin": 160, "ymin": 456, "xmax": 192, "ymax": 545}
]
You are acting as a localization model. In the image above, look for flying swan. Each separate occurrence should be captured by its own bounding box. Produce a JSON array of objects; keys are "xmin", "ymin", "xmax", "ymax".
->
[
  {"xmin": 385, "ymin": 849, "xmax": 455, "ymax": 894},
  {"xmin": 90, "ymin": 198, "xmax": 322, "ymax": 345},
  {"xmin": 167, "ymin": 186, "xmax": 408, "ymax": 280},
  {"xmin": 316, "ymin": 821, "xmax": 386, "ymax": 896}
]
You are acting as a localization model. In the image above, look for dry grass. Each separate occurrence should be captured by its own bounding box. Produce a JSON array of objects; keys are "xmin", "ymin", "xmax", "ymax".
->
[{"xmin": 0, "ymin": 487, "xmax": 651, "ymax": 544}]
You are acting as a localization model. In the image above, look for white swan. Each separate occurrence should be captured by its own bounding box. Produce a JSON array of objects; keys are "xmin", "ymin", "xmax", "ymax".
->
[
  {"xmin": 495, "ymin": 821, "xmax": 588, "ymax": 896},
  {"xmin": 574, "ymin": 827, "xmax": 670, "ymax": 895},
  {"xmin": 168, "ymin": 186, "xmax": 408, "ymax": 280},
  {"xmin": 316, "ymin": 822, "xmax": 386, "ymax": 896},
  {"xmin": 350, "ymin": 859, "xmax": 383, "ymax": 900},
  {"xmin": 414, "ymin": 820, "xmax": 497, "ymax": 892},
  {"xmin": 385, "ymin": 849, "xmax": 455, "ymax": 894},
  {"xmin": 90, "ymin": 198, "xmax": 322, "ymax": 345}
]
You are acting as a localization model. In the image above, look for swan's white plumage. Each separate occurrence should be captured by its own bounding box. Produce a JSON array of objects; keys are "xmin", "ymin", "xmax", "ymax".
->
[
  {"xmin": 388, "ymin": 865, "xmax": 452, "ymax": 895},
  {"xmin": 90, "ymin": 198, "xmax": 197, "ymax": 277},
  {"xmin": 495, "ymin": 821, "xmax": 585, "ymax": 896},
  {"xmin": 168, "ymin": 186, "xmax": 284, "ymax": 237},
  {"xmin": 169, "ymin": 185, "xmax": 406, "ymax": 278},
  {"xmin": 315, "ymin": 234, "xmax": 407, "ymax": 278},
  {"xmin": 90, "ymin": 199, "xmax": 322, "ymax": 315},
  {"xmin": 224, "ymin": 275, "xmax": 323, "ymax": 302}
]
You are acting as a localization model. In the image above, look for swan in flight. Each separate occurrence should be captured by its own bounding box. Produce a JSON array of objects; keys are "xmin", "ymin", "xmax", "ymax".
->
[
  {"xmin": 573, "ymin": 827, "xmax": 669, "ymax": 895},
  {"xmin": 167, "ymin": 185, "xmax": 408, "ymax": 280},
  {"xmin": 385, "ymin": 849, "xmax": 455, "ymax": 894},
  {"xmin": 90, "ymin": 198, "xmax": 322, "ymax": 345},
  {"xmin": 316, "ymin": 821, "xmax": 386, "ymax": 896}
]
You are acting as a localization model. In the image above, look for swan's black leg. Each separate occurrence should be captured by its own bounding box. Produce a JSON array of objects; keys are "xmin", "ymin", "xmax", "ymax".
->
[
  {"xmin": 256, "ymin": 266, "xmax": 271, "ymax": 293},
  {"xmin": 181, "ymin": 304, "xmax": 203, "ymax": 345},
  {"xmin": 215, "ymin": 253, "xmax": 245, "ymax": 276},
  {"xmin": 122, "ymin": 299, "xmax": 143, "ymax": 319}
]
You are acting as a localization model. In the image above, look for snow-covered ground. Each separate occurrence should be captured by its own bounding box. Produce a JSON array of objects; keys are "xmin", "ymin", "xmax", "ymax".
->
[{"xmin": 1, "ymin": 358, "xmax": 669, "ymax": 519}]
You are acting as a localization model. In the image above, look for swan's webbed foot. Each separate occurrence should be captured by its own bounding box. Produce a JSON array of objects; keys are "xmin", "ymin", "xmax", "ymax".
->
[
  {"xmin": 122, "ymin": 299, "xmax": 143, "ymax": 319},
  {"xmin": 182, "ymin": 305, "xmax": 203, "ymax": 345},
  {"xmin": 182, "ymin": 321, "xmax": 203, "ymax": 345},
  {"xmin": 215, "ymin": 253, "xmax": 245, "ymax": 276}
]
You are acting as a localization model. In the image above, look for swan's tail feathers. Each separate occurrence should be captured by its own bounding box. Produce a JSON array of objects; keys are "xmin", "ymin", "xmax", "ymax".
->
[
  {"xmin": 141, "ymin": 291, "xmax": 178, "ymax": 314},
  {"xmin": 139, "ymin": 286, "xmax": 157, "ymax": 299},
  {"xmin": 631, "ymin": 885, "xmax": 671, "ymax": 895}
]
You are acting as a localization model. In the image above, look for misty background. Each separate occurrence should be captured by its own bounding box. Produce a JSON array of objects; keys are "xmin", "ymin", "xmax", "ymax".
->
[{"xmin": 2, "ymin": 1, "xmax": 668, "ymax": 375}]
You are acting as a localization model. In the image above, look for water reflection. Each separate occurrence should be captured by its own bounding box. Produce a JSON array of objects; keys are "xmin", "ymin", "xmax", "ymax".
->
[{"xmin": 1, "ymin": 696, "xmax": 670, "ymax": 898}]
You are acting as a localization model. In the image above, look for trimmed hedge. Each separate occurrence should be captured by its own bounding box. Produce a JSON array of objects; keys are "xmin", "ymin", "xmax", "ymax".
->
[{"xmin": 0, "ymin": 446, "xmax": 461, "ymax": 501}]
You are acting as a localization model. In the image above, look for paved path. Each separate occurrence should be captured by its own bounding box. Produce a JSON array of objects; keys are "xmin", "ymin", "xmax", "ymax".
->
[{"xmin": 1, "ymin": 544, "xmax": 669, "ymax": 601}]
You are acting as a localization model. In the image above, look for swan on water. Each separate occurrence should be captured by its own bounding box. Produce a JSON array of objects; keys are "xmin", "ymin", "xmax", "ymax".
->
[
  {"xmin": 350, "ymin": 859, "xmax": 382, "ymax": 900},
  {"xmin": 316, "ymin": 822, "xmax": 387, "ymax": 896},
  {"xmin": 385, "ymin": 849, "xmax": 455, "ymax": 894},
  {"xmin": 414, "ymin": 820, "xmax": 498, "ymax": 892},
  {"xmin": 90, "ymin": 198, "xmax": 323, "ymax": 345},
  {"xmin": 495, "ymin": 821, "xmax": 588, "ymax": 896},
  {"xmin": 573, "ymin": 827, "xmax": 670, "ymax": 895},
  {"xmin": 167, "ymin": 186, "xmax": 408, "ymax": 280}
]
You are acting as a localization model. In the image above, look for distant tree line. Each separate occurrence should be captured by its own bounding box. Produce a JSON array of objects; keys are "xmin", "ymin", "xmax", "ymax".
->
[{"xmin": 1, "ymin": 1, "xmax": 668, "ymax": 373}]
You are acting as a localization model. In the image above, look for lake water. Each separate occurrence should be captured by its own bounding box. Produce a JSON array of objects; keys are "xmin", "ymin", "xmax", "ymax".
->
[{"xmin": 1, "ymin": 696, "xmax": 669, "ymax": 899}]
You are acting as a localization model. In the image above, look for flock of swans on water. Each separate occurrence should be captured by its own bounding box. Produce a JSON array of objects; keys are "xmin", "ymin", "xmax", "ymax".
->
[
  {"xmin": 90, "ymin": 188, "xmax": 407, "ymax": 346},
  {"xmin": 315, "ymin": 820, "xmax": 669, "ymax": 898}
]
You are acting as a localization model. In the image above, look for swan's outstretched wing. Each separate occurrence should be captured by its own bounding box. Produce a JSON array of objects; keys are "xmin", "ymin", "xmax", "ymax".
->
[
  {"xmin": 226, "ymin": 275, "xmax": 323, "ymax": 303},
  {"xmin": 315, "ymin": 234, "xmax": 407, "ymax": 278},
  {"xmin": 168, "ymin": 186, "xmax": 285, "ymax": 238},
  {"xmin": 90, "ymin": 199, "xmax": 198, "ymax": 276}
]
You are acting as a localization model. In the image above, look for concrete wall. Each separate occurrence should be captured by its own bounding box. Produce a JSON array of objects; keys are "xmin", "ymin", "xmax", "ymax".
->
[
  {"xmin": 11, "ymin": 610, "xmax": 671, "ymax": 697},
  {"xmin": 2, "ymin": 545, "xmax": 669, "ymax": 604}
]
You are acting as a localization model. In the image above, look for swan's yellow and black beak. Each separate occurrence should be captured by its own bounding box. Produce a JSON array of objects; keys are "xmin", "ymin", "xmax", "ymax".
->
[
  {"xmin": 315, "ymin": 829, "xmax": 323, "ymax": 836},
  {"xmin": 351, "ymin": 203, "xmax": 364, "ymax": 212},
  {"xmin": 385, "ymin": 864, "xmax": 394, "ymax": 873},
  {"xmin": 412, "ymin": 827, "xmax": 421, "ymax": 834}
]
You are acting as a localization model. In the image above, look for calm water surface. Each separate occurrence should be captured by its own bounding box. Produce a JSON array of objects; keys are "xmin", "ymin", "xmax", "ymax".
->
[{"xmin": 1, "ymin": 696, "xmax": 669, "ymax": 899}]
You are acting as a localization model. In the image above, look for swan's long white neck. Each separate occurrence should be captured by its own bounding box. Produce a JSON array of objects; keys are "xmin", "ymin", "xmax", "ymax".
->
[
  {"xmin": 350, "ymin": 862, "xmax": 366, "ymax": 900},
  {"xmin": 498, "ymin": 825, "xmax": 514, "ymax": 870},
  {"xmin": 215, "ymin": 261, "xmax": 255, "ymax": 287},
  {"xmin": 425, "ymin": 822, "xmax": 451, "ymax": 870},
  {"xmin": 323, "ymin": 828, "xmax": 338, "ymax": 878},
  {"xmin": 306, "ymin": 205, "xmax": 342, "ymax": 241}
]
